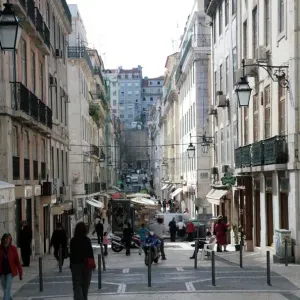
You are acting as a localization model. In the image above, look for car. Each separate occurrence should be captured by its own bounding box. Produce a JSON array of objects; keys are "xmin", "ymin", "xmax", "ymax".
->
[{"xmin": 131, "ymin": 176, "xmax": 139, "ymax": 183}]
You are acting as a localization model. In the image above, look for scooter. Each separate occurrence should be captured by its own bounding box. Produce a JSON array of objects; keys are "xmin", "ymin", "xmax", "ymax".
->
[
  {"xmin": 110, "ymin": 233, "xmax": 140, "ymax": 252},
  {"xmin": 144, "ymin": 231, "xmax": 161, "ymax": 266}
]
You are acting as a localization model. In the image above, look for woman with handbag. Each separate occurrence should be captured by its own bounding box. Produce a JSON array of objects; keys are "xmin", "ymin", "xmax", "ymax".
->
[{"xmin": 70, "ymin": 222, "xmax": 95, "ymax": 300}]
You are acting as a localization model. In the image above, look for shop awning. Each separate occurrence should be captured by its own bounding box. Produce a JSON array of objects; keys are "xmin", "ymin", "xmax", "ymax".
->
[
  {"xmin": 127, "ymin": 193, "xmax": 151, "ymax": 198},
  {"xmin": 169, "ymin": 185, "xmax": 176, "ymax": 192},
  {"xmin": 131, "ymin": 197, "xmax": 158, "ymax": 206},
  {"xmin": 170, "ymin": 188, "xmax": 183, "ymax": 199},
  {"xmin": 161, "ymin": 184, "xmax": 169, "ymax": 191},
  {"xmin": 206, "ymin": 189, "xmax": 230, "ymax": 205},
  {"xmin": 86, "ymin": 199, "xmax": 104, "ymax": 208}
]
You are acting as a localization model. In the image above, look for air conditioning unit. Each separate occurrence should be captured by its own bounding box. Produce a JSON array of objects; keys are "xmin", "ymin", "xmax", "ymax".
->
[
  {"xmin": 208, "ymin": 105, "xmax": 217, "ymax": 116},
  {"xmin": 256, "ymin": 45, "xmax": 267, "ymax": 62},
  {"xmin": 234, "ymin": 69, "xmax": 244, "ymax": 85},
  {"xmin": 55, "ymin": 49, "xmax": 63, "ymax": 58},
  {"xmin": 216, "ymin": 91, "xmax": 228, "ymax": 107},
  {"xmin": 211, "ymin": 167, "xmax": 218, "ymax": 175},
  {"xmin": 222, "ymin": 165, "xmax": 230, "ymax": 173},
  {"xmin": 244, "ymin": 59, "xmax": 257, "ymax": 77}
]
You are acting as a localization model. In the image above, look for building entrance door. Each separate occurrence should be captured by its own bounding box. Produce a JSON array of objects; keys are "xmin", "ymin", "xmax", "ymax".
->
[
  {"xmin": 266, "ymin": 193, "xmax": 273, "ymax": 246},
  {"xmin": 255, "ymin": 191, "xmax": 261, "ymax": 247}
]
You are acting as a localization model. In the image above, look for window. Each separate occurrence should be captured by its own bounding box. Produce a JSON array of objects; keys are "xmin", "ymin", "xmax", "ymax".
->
[
  {"xmin": 61, "ymin": 150, "xmax": 64, "ymax": 183},
  {"xmin": 233, "ymin": 120, "xmax": 238, "ymax": 149},
  {"xmin": 150, "ymin": 81, "xmax": 152, "ymax": 85},
  {"xmin": 24, "ymin": 131, "xmax": 29, "ymax": 159},
  {"xmin": 127, "ymin": 82, "xmax": 132, "ymax": 87},
  {"xmin": 215, "ymin": 132, "xmax": 218, "ymax": 164},
  {"xmin": 143, "ymin": 97, "xmax": 146, "ymax": 101},
  {"xmin": 33, "ymin": 135, "xmax": 38, "ymax": 161},
  {"xmin": 232, "ymin": 47, "xmax": 237, "ymax": 84},
  {"xmin": 57, "ymin": 148, "xmax": 59, "ymax": 178},
  {"xmin": 41, "ymin": 139, "xmax": 46, "ymax": 162},
  {"xmin": 46, "ymin": 2, "xmax": 50, "ymax": 27},
  {"xmin": 221, "ymin": 128, "xmax": 225, "ymax": 163},
  {"xmin": 39, "ymin": 62, "xmax": 43, "ymax": 99},
  {"xmin": 265, "ymin": 0, "xmax": 270, "ymax": 46},
  {"xmin": 31, "ymin": 50, "xmax": 36, "ymax": 93},
  {"xmin": 279, "ymin": 0, "xmax": 284, "ymax": 33},
  {"xmin": 219, "ymin": 4, "xmax": 223, "ymax": 35},
  {"xmin": 219, "ymin": 64, "xmax": 223, "ymax": 91},
  {"xmin": 225, "ymin": 56, "xmax": 229, "ymax": 93},
  {"xmin": 113, "ymin": 82, "xmax": 116, "ymax": 87},
  {"xmin": 51, "ymin": 146, "xmax": 54, "ymax": 178},
  {"xmin": 232, "ymin": 0, "xmax": 237, "ymax": 14},
  {"xmin": 12, "ymin": 126, "xmax": 18, "ymax": 157},
  {"xmin": 279, "ymin": 79, "xmax": 286, "ymax": 135},
  {"xmin": 214, "ymin": 71, "xmax": 217, "ymax": 104},
  {"xmin": 21, "ymin": 39, "xmax": 27, "ymax": 86},
  {"xmin": 242, "ymin": 108, "xmax": 249, "ymax": 145},
  {"xmin": 264, "ymin": 85, "xmax": 271, "ymax": 138},
  {"xmin": 252, "ymin": 7, "xmax": 258, "ymax": 58},
  {"xmin": 243, "ymin": 20, "xmax": 248, "ymax": 58},
  {"xmin": 120, "ymin": 114, "xmax": 124, "ymax": 118},
  {"xmin": 225, "ymin": 0, "xmax": 229, "ymax": 26},
  {"xmin": 112, "ymin": 91, "xmax": 116, "ymax": 96},
  {"xmin": 52, "ymin": 15, "xmax": 56, "ymax": 49},
  {"xmin": 113, "ymin": 100, "xmax": 117, "ymax": 106},
  {"xmin": 150, "ymin": 97, "xmax": 153, "ymax": 101},
  {"xmin": 213, "ymin": 15, "xmax": 217, "ymax": 44},
  {"xmin": 253, "ymin": 94, "xmax": 259, "ymax": 142},
  {"xmin": 226, "ymin": 125, "xmax": 230, "ymax": 163}
]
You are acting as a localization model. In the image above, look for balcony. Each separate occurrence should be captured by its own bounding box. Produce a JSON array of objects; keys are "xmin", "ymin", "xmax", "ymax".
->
[
  {"xmin": 67, "ymin": 47, "xmax": 94, "ymax": 74},
  {"xmin": 43, "ymin": 22, "xmax": 50, "ymax": 48},
  {"xmin": 85, "ymin": 182, "xmax": 101, "ymax": 194},
  {"xmin": 24, "ymin": 158, "xmax": 30, "ymax": 180},
  {"xmin": 13, "ymin": 156, "xmax": 20, "ymax": 180},
  {"xmin": 234, "ymin": 136, "xmax": 288, "ymax": 169},
  {"xmin": 12, "ymin": 82, "xmax": 53, "ymax": 132},
  {"xmin": 91, "ymin": 145, "xmax": 100, "ymax": 158},
  {"xmin": 41, "ymin": 162, "xmax": 46, "ymax": 180},
  {"xmin": 60, "ymin": 0, "xmax": 72, "ymax": 25},
  {"xmin": 204, "ymin": 0, "xmax": 219, "ymax": 16},
  {"xmin": 94, "ymin": 67, "xmax": 105, "ymax": 86},
  {"xmin": 33, "ymin": 160, "xmax": 38, "ymax": 180}
]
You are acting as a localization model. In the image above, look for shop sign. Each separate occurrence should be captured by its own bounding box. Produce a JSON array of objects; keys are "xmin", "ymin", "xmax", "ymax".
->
[{"xmin": 221, "ymin": 172, "xmax": 236, "ymax": 186}]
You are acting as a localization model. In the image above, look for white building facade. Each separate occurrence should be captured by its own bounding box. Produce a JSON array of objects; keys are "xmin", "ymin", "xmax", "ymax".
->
[{"xmin": 206, "ymin": 0, "xmax": 300, "ymax": 261}]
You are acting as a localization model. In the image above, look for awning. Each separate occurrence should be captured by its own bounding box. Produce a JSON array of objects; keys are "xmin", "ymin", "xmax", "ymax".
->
[
  {"xmin": 86, "ymin": 199, "xmax": 104, "ymax": 208},
  {"xmin": 100, "ymin": 193, "xmax": 110, "ymax": 198},
  {"xmin": 170, "ymin": 188, "xmax": 183, "ymax": 199},
  {"xmin": 127, "ymin": 193, "xmax": 151, "ymax": 198},
  {"xmin": 131, "ymin": 197, "xmax": 158, "ymax": 206},
  {"xmin": 169, "ymin": 185, "xmax": 176, "ymax": 192},
  {"xmin": 161, "ymin": 184, "xmax": 169, "ymax": 191},
  {"xmin": 206, "ymin": 189, "xmax": 230, "ymax": 205}
]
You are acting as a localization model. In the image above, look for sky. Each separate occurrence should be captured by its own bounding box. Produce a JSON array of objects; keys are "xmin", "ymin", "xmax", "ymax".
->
[{"xmin": 66, "ymin": 0, "xmax": 194, "ymax": 77}]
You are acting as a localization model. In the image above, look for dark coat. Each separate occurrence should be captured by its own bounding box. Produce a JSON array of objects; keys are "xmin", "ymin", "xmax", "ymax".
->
[
  {"xmin": 123, "ymin": 227, "xmax": 133, "ymax": 241},
  {"xmin": 69, "ymin": 236, "xmax": 94, "ymax": 267},
  {"xmin": 95, "ymin": 222, "xmax": 103, "ymax": 234},
  {"xmin": 50, "ymin": 229, "xmax": 67, "ymax": 249},
  {"xmin": 19, "ymin": 225, "xmax": 32, "ymax": 249}
]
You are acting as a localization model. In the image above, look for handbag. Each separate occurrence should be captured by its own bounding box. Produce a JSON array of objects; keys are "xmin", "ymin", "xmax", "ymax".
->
[{"xmin": 84, "ymin": 257, "xmax": 96, "ymax": 270}]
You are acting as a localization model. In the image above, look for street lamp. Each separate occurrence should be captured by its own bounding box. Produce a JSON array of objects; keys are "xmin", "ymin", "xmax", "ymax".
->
[
  {"xmin": 161, "ymin": 161, "xmax": 167, "ymax": 168},
  {"xmin": 108, "ymin": 161, "xmax": 113, "ymax": 171},
  {"xmin": 235, "ymin": 76, "xmax": 252, "ymax": 107},
  {"xmin": 99, "ymin": 152, "xmax": 105, "ymax": 168},
  {"xmin": 187, "ymin": 142, "xmax": 196, "ymax": 159},
  {"xmin": 187, "ymin": 133, "xmax": 214, "ymax": 158}
]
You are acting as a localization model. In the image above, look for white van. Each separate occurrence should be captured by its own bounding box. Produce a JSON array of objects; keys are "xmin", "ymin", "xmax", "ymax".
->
[{"xmin": 155, "ymin": 213, "xmax": 188, "ymax": 234}]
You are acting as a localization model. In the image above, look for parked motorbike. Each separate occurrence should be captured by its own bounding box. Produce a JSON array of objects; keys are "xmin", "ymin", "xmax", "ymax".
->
[
  {"xmin": 110, "ymin": 233, "xmax": 140, "ymax": 253},
  {"xmin": 144, "ymin": 231, "xmax": 161, "ymax": 266}
]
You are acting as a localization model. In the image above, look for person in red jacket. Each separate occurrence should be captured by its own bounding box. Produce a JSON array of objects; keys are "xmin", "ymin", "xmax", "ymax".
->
[
  {"xmin": 0, "ymin": 233, "xmax": 23, "ymax": 300},
  {"xmin": 186, "ymin": 221, "xmax": 195, "ymax": 242}
]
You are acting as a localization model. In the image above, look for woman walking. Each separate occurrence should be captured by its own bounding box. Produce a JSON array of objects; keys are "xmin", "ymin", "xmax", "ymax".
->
[
  {"xmin": 214, "ymin": 215, "xmax": 229, "ymax": 252},
  {"xmin": 70, "ymin": 222, "xmax": 95, "ymax": 300},
  {"xmin": 0, "ymin": 233, "xmax": 23, "ymax": 300}
]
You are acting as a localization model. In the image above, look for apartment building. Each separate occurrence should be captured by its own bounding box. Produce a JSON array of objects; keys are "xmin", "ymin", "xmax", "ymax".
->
[
  {"xmin": 175, "ymin": 0, "xmax": 212, "ymax": 217},
  {"xmin": 0, "ymin": 0, "xmax": 72, "ymax": 257},
  {"xmin": 141, "ymin": 76, "xmax": 164, "ymax": 123},
  {"xmin": 67, "ymin": 4, "xmax": 107, "ymax": 226},
  {"xmin": 206, "ymin": 0, "xmax": 300, "ymax": 261}
]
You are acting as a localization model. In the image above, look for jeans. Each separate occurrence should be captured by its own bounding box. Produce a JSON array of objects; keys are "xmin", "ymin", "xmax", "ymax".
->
[
  {"xmin": 159, "ymin": 239, "xmax": 166, "ymax": 259},
  {"xmin": 71, "ymin": 263, "xmax": 92, "ymax": 300},
  {"xmin": 1, "ymin": 273, "xmax": 13, "ymax": 300},
  {"xmin": 54, "ymin": 247, "xmax": 65, "ymax": 267},
  {"xmin": 139, "ymin": 240, "xmax": 145, "ymax": 254}
]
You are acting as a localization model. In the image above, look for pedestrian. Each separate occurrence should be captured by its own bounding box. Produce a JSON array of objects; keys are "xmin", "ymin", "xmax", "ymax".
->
[
  {"xmin": 150, "ymin": 218, "xmax": 166, "ymax": 260},
  {"xmin": 92, "ymin": 215, "xmax": 100, "ymax": 235},
  {"xmin": 186, "ymin": 221, "xmax": 195, "ymax": 242},
  {"xmin": 123, "ymin": 222, "xmax": 133, "ymax": 256},
  {"xmin": 168, "ymin": 218, "xmax": 177, "ymax": 242},
  {"xmin": 70, "ymin": 222, "xmax": 95, "ymax": 300},
  {"xmin": 138, "ymin": 223, "xmax": 149, "ymax": 255},
  {"xmin": 95, "ymin": 220, "xmax": 104, "ymax": 245},
  {"xmin": 103, "ymin": 232, "xmax": 108, "ymax": 256},
  {"xmin": 214, "ymin": 215, "xmax": 229, "ymax": 252},
  {"xmin": 177, "ymin": 219, "xmax": 186, "ymax": 241},
  {"xmin": 190, "ymin": 231, "xmax": 216, "ymax": 259},
  {"xmin": 19, "ymin": 220, "xmax": 32, "ymax": 267},
  {"xmin": 0, "ymin": 233, "xmax": 23, "ymax": 300},
  {"xmin": 162, "ymin": 199, "xmax": 167, "ymax": 213},
  {"xmin": 101, "ymin": 207, "xmax": 107, "ymax": 224},
  {"xmin": 50, "ymin": 222, "xmax": 68, "ymax": 267}
]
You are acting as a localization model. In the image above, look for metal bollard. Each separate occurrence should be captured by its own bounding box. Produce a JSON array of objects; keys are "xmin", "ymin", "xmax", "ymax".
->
[
  {"xmin": 285, "ymin": 239, "xmax": 288, "ymax": 267},
  {"xmin": 59, "ymin": 245, "xmax": 63, "ymax": 273},
  {"xmin": 266, "ymin": 251, "xmax": 271, "ymax": 286},
  {"xmin": 38, "ymin": 257, "xmax": 43, "ymax": 292},
  {"xmin": 98, "ymin": 253, "xmax": 102, "ymax": 289},
  {"xmin": 239, "ymin": 240, "xmax": 243, "ymax": 268},
  {"xmin": 100, "ymin": 243, "xmax": 106, "ymax": 271},
  {"xmin": 148, "ymin": 247, "xmax": 151, "ymax": 287},
  {"xmin": 211, "ymin": 251, "xmax": 216, "ymax": 286}
]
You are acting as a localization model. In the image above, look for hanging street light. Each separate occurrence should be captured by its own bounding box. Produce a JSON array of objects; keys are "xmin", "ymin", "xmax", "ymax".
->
[
  {"xmin": 235, "ymin": 76, "xmax": 252, "ymax": 107},
  {"xmin": 161, "ymin": 161, "xmax": 167, "ymax": 168},
  {"xmin": 99, "ymin": 152, "xmax": 105, "ymax": 168},
  {"xmin": 187, "ymin": 142, "xmax": 196, "ymax": 159},
  {"xmin": 0, "ymin": 2, "xmax": 22, "ymax": 51},
  {"xmin": 108, "ymin": 161, "xmax": 113, "ymax": 171}
]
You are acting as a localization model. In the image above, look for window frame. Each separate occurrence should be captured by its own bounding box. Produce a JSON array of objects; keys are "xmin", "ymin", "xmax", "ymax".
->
[{"xmin": 264, "ymin": 85, "xmax": 271, "ymax": 139}]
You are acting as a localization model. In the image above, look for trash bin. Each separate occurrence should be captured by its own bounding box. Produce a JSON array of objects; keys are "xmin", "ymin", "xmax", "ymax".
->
[{"xmin": 273, "ymin": 229, "xmax": 294, "ymax": 263}]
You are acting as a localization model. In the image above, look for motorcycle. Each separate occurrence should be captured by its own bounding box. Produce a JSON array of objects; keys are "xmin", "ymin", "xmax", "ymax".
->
[
  {"xmin": 110, "ymin": 233, "xmax": 140, "ymax": 253},
  {"xmin": 144, "ymin": 231, "xmax": 161, "ymax": 266}
]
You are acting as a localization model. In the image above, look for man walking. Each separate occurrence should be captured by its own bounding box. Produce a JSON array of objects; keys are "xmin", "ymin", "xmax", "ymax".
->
[
  {"xmin": 162, "ymin": 199, "xmax": 167, "ymax": 213},
  {"xmin": 95, "ymin": 220, "xmax": 104, "ymax": 244},
  {"xmin": 19, "ymin": 221, "xmax": 32, "ymax": 267},
  {"xmin": 50, "ymin": 223, "xmax": 68, "ymax": 266},
  {"xmin": 168, "ymin": 218, "xmax": 177, "ymax": 242}
]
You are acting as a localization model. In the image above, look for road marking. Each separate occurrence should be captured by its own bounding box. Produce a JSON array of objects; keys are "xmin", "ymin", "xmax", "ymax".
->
[
  {"xmin": 191, "ymin": 275, "xmax": 282, "ymax": 284},
  {"xmin": 185, "ymin": 282, "xmax": 196, "ymax": 291},
  {"xmin": 176, "ymin": 267, "xmax": 184, "ymax": 271},
  {"xmin": 117, "ymin": 283, "xmax": 126, "ymax": 293},
  {"xmin": 122, "ymin": 268, "xmax": 130, "ymax": 273}
]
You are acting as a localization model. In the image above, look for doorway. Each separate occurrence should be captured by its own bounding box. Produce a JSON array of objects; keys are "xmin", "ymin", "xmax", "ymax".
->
[
  {"xmin": 25, "ymin": 199, "xmax": 32, "ymax": 229},
  {"xmin": 255, "ymin": 191, "xmax": 261, "ymax": 247},
  {"xmin": 43, "ymin": 205, "xmax": 50, "ymax": 254},
  {"xmin": 266, "ymin": 193, "xmax": 273, "ymax": 246},
  {"xmin": 15, "ymin": 199, "xmax": 22, "ymax": 247},
  {"xmin": 280, "ymin": 193, "xmax": 289, "ymax": 229}
]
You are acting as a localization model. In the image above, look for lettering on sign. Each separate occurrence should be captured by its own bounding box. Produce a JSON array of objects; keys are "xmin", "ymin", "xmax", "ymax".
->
[{"xmin": 200, "ymin": 172, "xmax": 209, "ymax": 179}]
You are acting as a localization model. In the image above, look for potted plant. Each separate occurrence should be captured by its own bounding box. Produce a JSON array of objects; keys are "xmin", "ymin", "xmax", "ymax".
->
[{"xmin": 232, "ymin": 223, "xmax": 240, "ymax": 251}]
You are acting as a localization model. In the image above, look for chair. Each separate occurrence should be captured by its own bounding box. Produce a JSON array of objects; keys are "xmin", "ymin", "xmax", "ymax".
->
[{"xmin": 200, "ymin": 239, "xmax": 216, "ymax": 260}]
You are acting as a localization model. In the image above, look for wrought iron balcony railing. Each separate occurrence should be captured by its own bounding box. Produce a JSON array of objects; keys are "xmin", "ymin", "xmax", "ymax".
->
[
  {"xmin": 241, "ymin": 144, "xmax": 251, "ymax": 167},
  {"xmin": 264, "ymin": 136, "xmax": 288, "ymax": 165},
  {"xmin": 67, "ymin": 47, "xmax": 94, "ymax": 74},
  {"xmin": 252, "ymin": 141, "xmax": 264, "ymax": 166},
  {"xmin": 27, "ymin": 0, "xmax": 35, "ymax": 24}
]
